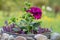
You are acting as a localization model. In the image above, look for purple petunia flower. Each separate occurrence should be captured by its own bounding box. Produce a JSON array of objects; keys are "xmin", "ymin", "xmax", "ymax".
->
[{"xmin": 26, "ymin": 7, "xmax": 42, "ymax": 19}]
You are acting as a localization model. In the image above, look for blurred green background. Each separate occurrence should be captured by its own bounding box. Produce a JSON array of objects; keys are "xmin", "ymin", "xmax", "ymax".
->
[{"xmin": 0, "ymin": 0, "xmax": 60, "ymax": 33}]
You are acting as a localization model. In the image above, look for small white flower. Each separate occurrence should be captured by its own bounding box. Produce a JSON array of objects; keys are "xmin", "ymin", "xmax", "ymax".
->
[{"xmin": 46, "ymin": 6, "xmax": 52, "ymax": 11}]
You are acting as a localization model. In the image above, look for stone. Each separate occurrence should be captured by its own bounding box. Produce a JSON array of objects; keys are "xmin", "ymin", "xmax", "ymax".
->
[
  {"xmin": 26, "ymin": 37, "xmax": 35, "ymax": 40},
  {"xmin": 15, "ymin": 36, "xmax": 27, "ymax": 40},
  {"xmin": 34, "ymin": 34, "xmax": 49, "ymax": 40},
  {"xmin": 51, "ymin": 32, "xmax": 60, "ymax": 40},
  {"xmin": 1, "ymin": 33, "xmax": 9, "ymax": 40},
  {"xmin": 8, "ymin": 35, "xmax": 15, "ymax": 40},
  {"xmin": 0, "ymin": 34, "xmax": 2, "ymax": 40}
]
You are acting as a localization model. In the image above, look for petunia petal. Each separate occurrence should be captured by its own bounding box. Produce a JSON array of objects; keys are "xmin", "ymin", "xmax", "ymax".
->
[{"xmin": 26, "ymin": 7, "xmax": 42, "ymax": 19}]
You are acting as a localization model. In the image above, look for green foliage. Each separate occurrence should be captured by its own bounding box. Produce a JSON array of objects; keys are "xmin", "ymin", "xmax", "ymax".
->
[
  {"xmin": 9, "ymin": 2, "xmax": 42, "ymax": 33},
  {"xmin": 10, "ymin": 12, "xmax": 41, "ymax": 33},
  {"xmin": 10, "ymin": 17, "xmax": 16, "ymax": 23}
]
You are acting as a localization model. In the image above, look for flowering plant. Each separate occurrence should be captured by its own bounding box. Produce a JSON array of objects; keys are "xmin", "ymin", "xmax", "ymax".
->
[{"xmin": 3, "ymin": 2, "xmax": 51, "ymax": 34}]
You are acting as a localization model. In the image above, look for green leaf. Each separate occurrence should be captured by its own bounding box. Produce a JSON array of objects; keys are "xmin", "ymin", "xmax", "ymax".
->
[
  {"xmin": 23, "ymin": 29, "xmax": 27, "ymax": 31},
  {"xmin": 34, "ymin": 27, "xmax": 39, "ymax": 31},
  {"xmin": 13, "ymin": 28, "xmax": 19, "ymax": 32},
  {"xmin": 19, "ymin": 20, "xmax": 27, "ymax": 26},
  {"xmin": 30, "ymin": 22, "xmax": 40, "ymax": 27},
  {"xmin": 19, "ymin": 26, "xmax": 27, "ymax": 29},
  {"xmin": 25, "ymin": 13, "xmax": 33, "ymax": 22},
  {"xmin": 25, "ymin": 2, "xmax": 31, "ymax": 7},
  {"xmin": 10, "ymin": 17, "xmax": 16, "ymax": 23}
]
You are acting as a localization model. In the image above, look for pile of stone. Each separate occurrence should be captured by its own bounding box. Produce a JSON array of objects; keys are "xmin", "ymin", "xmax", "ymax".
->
[{"xmin": 0, "ymin": 32, "xmax": 60, "ymax": 40}]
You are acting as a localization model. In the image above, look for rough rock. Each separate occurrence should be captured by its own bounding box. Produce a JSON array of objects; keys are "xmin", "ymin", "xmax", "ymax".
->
[
  {"xmin": 51, "ymin": 33, "xmax": 60, "ymax": 40},
  {"xmin": 34, "ymin": 34, "xmax": 49, "ymax": 40},
  {"xmin": 15, "ymin": 36, "xmax": 27, "ymax": 40}
]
